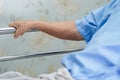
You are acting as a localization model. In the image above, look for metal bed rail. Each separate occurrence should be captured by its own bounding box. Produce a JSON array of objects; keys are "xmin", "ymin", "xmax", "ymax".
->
[
  {"xmin": 0, "ymin": 27, "xmax": 38, "ymax": 35},
  {"xmin": 0, "ymin": 49, "xmax": 83, "ymax": 62}
]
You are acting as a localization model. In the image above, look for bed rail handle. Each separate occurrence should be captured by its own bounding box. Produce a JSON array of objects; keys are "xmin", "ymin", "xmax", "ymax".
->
[{"xmin": 0, "ymin": 27, "xmax": 38, "ymax": 35}]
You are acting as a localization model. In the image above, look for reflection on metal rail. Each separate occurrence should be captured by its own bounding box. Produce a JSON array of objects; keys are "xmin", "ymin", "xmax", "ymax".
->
[
  {"xmin": 0, "ymin": 49, "xmax": 83, "ymax": 62},
  {"xmin": 0, "ymin": 27, "xmax": 38, "ymax": 35}
]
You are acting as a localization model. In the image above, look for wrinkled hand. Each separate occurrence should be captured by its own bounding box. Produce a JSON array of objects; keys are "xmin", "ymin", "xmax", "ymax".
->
[{"xmin": 9, "ymin": 20, "xmax": 37, "ymax": 38}]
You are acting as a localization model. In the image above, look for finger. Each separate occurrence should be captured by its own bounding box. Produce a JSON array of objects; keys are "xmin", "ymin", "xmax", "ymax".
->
[
  {"xmin": 14, "ymin": 28, "xmax": 20, "ymax": 38},
  {"xmin": 14, "ymin": 27, "xmax": 25, "ymax": 38},
  {"xmin": 9, "ymin": 21, "xmax": 21, "ymax": 27},
  {"xmin": 14, "ymin": 34, "xmax": 18, "ymax": 39},
  {"xmin": 9, "ymin": 22, "xmax": 16, "ymax": 27}
]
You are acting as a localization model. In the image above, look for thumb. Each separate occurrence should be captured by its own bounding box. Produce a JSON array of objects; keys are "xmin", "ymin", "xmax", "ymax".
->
[
  {"xmin": 9, "ymin": 22, "xmax": 17, "ymax": 27},
  {"xmin": 9, "ymin": 23, "xmax": 14, "ymax": 26}
]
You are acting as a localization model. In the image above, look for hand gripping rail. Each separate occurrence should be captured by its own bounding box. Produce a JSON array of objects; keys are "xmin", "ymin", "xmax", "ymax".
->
[{"xmin": 0, "ymin": 27, "xmax": 83, "ymax": 62}]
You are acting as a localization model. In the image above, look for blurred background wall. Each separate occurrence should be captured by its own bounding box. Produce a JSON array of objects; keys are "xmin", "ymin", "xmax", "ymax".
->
[{"xmin": 0, "ymin": 0, "xmax": 109, "ymax": 77}]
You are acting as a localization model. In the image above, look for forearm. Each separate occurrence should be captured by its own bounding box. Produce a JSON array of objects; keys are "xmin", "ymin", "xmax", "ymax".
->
[
  {"xmin": 34, "ymin": 21, "xmax": 84, "ymax": 41},
  {"xmin": 9, "ymin": 20, "xmax": 84, "ymax": 40}
]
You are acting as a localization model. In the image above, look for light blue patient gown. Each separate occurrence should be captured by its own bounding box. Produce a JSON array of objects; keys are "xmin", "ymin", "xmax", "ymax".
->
[{"xmin": 62, "ymin": 0, "xmax": 120, "ymax": 80}]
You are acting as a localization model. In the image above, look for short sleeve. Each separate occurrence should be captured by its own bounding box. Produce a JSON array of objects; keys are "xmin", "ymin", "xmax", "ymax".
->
[{"xmin": 75, "ymin": 0, "xmax": 116, "ymax": 43}]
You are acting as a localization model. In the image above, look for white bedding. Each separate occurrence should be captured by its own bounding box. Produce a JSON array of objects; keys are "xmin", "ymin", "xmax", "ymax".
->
[{"xmin": 0, "ymin": 68, "xmax": 73, "ymax": 80}]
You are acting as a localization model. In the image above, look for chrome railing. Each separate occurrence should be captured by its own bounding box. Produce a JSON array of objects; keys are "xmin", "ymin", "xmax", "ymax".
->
[
  {"xmin": 0, "ymin": 49, "xmax": 83, "ymax": 62},
  {"xmin": 0, "ymin": 27, "xmax": 38, "ymax": 35}
]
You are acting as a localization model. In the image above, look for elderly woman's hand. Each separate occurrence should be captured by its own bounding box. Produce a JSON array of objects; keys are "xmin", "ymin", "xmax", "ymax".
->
[{"xmin": 9, "ymin": 20, "xmax": 37, "ymax": 38}]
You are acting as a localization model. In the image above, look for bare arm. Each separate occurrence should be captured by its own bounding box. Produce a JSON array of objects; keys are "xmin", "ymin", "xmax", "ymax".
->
[{"xmin": 9, "ymin": 20, "xmax": 84, "ymax": 41}]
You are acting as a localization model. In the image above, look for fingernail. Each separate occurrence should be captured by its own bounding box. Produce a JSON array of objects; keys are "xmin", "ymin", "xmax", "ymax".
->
[{"xmin": 14, "ymin": 35, "xmax": 17, "ymax": 39}]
